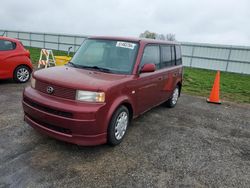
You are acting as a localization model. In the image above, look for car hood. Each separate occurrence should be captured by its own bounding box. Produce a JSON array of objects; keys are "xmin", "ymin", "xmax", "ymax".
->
[{"xmin": 33, "ymin": 66, "xmax": 130, "ymax": 91}]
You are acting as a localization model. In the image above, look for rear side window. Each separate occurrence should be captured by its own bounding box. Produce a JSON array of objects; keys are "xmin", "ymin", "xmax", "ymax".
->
[
  {"xmin": 141, "ymin": 45, "xmax": 160, "ymax": 69},
  {"xmin": 20, "ymin": 42, "xmax": 25, "ymax": 48},
  {"xmin": 175, "ymin": 45, "xmax": 182, "ymax": 65},
  {"xmin": 161, "ymin": 45, "xmax": 175, "ymax": 68},
  {"xmin": 0, "ymin": 40, "xmax": 16, "ymax": 51},
  {"xmin": 171, "ymin": 46, "xmax": 175, "ymax": 64}
]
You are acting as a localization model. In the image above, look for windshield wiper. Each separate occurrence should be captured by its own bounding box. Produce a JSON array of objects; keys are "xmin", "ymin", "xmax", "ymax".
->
[
  {"xmin": 77, "ymin": 65, "xmax": 111, "ymax": 73},
  {"xmin": 67, "ymin": 62, "xmax": 89, "ymax": 69},
  {"xmin": 88, "ymin": 66, "xmax": 111, "ymax": 73},
  {"xmin": 67, "ymin": 63, "xmax": 111, "ymax": 73},
  {"xmin": 67, "ymin": 61, "xmax": 78, "ymax": 68}
]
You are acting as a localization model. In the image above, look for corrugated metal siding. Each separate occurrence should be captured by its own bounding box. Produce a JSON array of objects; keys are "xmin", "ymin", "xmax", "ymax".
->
[
  {"xmin": 1, "ymin": 29, "xmax": 250, "ymax": 74},
  {"xmin": 193, "ymin": 47, "xmax": 229, "ymax": 60},
  {"xmin": 227, "ymin": 62, "xmax": 249, "ymax": 74},
  {"xmin": 0, "ymin": 30, "xmax": 86, "ymax": 52},
  {"xmin": 191, "ymin": 58, "xmax": 227, "ymax": 71},
  {"xmin": 181, "ymin": 45, "xmax": 193, "ymax": 56},
  {"xmin": 230, "ymin": 49, "xmax": 250, "ymax": 62},
  {"xmin": 0, "ymin": 31, "xmax": 6, "ymax": 36},
  {"xmin": 182, "ymin": 57, "xmax": 192, "ymax": 67},
  {"xmin": 181, "ymin": 42, "xmax": 250, "ymax": 74}
]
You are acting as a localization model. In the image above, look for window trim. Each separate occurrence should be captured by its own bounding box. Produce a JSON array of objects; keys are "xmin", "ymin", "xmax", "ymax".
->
[{"xmin": 0, "ymin": 39, "xmax": 16, "ymax": 51}]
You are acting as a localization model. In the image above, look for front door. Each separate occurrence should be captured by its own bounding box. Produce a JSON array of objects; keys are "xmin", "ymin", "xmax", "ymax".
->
[{"xmin": 135, "ymin": 45, "xmax": 164, "ymax": 114}]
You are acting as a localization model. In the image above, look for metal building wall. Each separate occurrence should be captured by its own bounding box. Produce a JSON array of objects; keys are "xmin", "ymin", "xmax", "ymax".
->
[
  {"xmin": 0, "ymin": 30, "xmax": 86, "ymax": 53},
  {"xmin": 181, "ymin": 42, "xmax": 250, "ymax": 74},
  {"xmin": 1, "ymin": 30, "xmax": 250, "ymax": 74}
]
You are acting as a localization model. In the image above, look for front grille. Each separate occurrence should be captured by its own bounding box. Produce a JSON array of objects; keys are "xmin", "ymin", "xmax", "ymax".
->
[
  {"xmin": 24, "ymin": 97, "xmax": 73, "ymax": 118},
  {"xmin": 35, "ymin": 80, "xmax": 76, "ymax": 100},
  {"xmin": 27, "ymin": 115, "xmax": 72, "ymax": 135}
]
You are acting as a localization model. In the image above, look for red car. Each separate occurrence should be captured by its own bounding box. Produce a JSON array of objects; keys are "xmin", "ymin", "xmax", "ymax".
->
[
  {"xmin": 23, "ymin": 36, "xmax": 183, "ymax": 146},
  {"xmin": 0, "ymin": 36, "xmax": 32, "ymax": 83}
]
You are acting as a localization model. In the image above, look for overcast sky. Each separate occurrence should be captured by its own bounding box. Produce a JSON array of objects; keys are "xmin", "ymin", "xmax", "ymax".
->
[{"xmin": 1, "ymin": 0, "xmax": 250, "ymax": 46}]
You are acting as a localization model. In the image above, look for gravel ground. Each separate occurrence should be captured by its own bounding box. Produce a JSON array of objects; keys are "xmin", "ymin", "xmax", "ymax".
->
[{"xmin": 0, "ymin": 79, "xmax": 250, "ymax": 188}]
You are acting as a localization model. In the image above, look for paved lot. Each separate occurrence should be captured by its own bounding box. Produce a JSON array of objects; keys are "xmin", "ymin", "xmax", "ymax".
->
[{"xmin": 0, "ymin": 79, "xmax": 250, "ymax": 188}]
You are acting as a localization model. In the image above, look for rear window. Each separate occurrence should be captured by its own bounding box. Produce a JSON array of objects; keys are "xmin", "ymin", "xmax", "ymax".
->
[
  {"xmin": 19, "ymin": 42, "xmax": 25, "ymax": 48},
  {"xmin": 175, "ymin": 45, "xmax": 182, "ymax": 65},
  {"xmin": 0, "ymin": 40, "xmax": 16, "ymax": 51},
  {"xmin": 161, "ymin": 45, "xmax": 175, "ymax": 68}
]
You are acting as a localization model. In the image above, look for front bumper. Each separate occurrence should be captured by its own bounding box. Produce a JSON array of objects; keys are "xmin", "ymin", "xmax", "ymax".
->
[{"xmin": 22, "ymin": 87, "xmax": 107, "ymax": 146}]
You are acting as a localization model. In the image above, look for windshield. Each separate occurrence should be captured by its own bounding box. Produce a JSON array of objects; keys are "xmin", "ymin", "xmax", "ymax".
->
[{"xmin": 70, "ymin": 39, "xmax": 139, "ymax": 74}]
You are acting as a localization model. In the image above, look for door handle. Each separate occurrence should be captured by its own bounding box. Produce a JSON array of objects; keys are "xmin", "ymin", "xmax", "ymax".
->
[
  {"xmin": 158, "ymin": 77, "xmax": 163, "ymax": 81},
  {"xmin": 173, "ymin": 72, "xmax": 178, "ymax": 77}
]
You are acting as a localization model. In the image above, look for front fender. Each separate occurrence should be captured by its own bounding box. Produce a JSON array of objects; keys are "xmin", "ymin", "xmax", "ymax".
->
[{"xmin": 105, "ymin": 95, "xmax": 134, "ymax": 129}]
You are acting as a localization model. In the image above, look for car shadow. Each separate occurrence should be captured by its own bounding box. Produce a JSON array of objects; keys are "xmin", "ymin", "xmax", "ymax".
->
[
  {"xmin": 0, "ymin": 79, "xmax": 16, "ymax": 85},
  {"xmin": 45, "ymin": 136, "xmax": 115, "ymax": 156},
  {"xmin": 0, "ymin": 79, "xmax": 30, "ymax": 86}
]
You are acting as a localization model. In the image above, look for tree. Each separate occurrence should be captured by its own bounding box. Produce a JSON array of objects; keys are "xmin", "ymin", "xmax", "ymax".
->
[
  {"xmin": 156, "ymin": 34, "xmax": 165, "ymax": 40},
  {"xmin": 139, "ymin": 31, "xmax": 176, "ymax": 41},
  {"xmin": 139, "ymin": 30, "xmax": 156, "ymax": 39},
  {"xmin": 166, "ymin": 33, "xmax": 176, "ymax": 41}
]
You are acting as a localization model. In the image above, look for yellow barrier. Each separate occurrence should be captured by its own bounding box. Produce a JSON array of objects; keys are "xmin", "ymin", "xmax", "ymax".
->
[{"xmin": 55, "ymin": 56, "xmax": 72, "ymax": 66}]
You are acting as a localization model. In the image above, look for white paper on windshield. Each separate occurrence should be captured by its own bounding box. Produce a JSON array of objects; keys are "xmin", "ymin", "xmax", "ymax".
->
[{"xmin": 116, "ymin": 41, "xmax": 136, "ymax": 50}]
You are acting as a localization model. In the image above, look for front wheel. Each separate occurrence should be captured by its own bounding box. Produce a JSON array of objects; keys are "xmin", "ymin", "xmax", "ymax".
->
[
  {"xmin": 108, "ymin": 105, "xmax": 129, "ymax": 146},
  {"xmin": 165, "ymin": 85, "xmax": 180, "ymax": 108},
  {"xmin": 14, "ymin": 65, "xmax": 31, "ymax": 83}
]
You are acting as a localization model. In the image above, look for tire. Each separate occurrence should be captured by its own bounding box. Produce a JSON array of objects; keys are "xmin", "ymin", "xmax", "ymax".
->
[
  {"xmin": 108, "ymin": 105, "xmax": 129, "ymax": 146},
  {"xmin": 165, "ymin": 85, "xmax": 180, "ymax": 108},
  {"xmin": 13, "ymin": 65, "xmax": 31, "ymax": 83}
]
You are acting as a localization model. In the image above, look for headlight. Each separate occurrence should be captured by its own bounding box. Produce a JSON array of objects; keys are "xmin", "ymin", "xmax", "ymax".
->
[
  {"xmin": 76, "ymin": 90, "xmax": 105, "ymax": 103},
  {"xmin": 31, "ymin": 77, "xmax": 36, "ymax": 88}
]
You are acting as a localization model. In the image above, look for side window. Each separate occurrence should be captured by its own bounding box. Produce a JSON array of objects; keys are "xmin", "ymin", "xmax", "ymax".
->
[
  {"xmin": 161, "ymin": 45, "xmax": 172, "ymax": 68},
  {"xmin": 141, "ymin": 45, "xmax": 160, "ymax": 69},
  {"xmin": 175, "ymin": 45, "xmax": 182, "ymax": 65},
  {"xmin": 0, "ymin": 40, "xmax": 16, "ymax": 51}
]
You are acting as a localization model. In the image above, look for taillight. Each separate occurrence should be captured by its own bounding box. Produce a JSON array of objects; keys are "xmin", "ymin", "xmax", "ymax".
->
[{"xmin": 27, "ymin": 50, "xmax": 30, "ymax": 59}]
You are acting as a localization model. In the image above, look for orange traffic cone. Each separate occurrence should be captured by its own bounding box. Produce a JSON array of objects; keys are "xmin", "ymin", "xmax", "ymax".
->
[{"xmin": 207, "ymin": 71, "xmax": 221, "ymax": 104}]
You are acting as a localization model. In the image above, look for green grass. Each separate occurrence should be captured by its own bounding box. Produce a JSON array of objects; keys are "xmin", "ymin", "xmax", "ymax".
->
[
  {"xmin": 25, "ymin": 47, "xmax": 250, "ymax": 103},
  {"xmin": 183, "ymin": 67, "xmax": 250, "ymax": 103}
]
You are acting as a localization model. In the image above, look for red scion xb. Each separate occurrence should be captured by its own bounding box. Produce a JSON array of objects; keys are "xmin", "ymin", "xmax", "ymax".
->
[
  {"xmin": 22, "ymin": 36, "xmax": 183, "ymax": 146},
  {"xmin": 0, "ymin": 36, "xmax": 32, "ymax": 83}
]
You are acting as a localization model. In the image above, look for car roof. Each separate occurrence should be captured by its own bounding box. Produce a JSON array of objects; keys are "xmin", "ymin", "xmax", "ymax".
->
[
  {"xmin": 0, "ymin": 36, "xmax": 20, "ymax": 43},
  {"xmin": 88, "ymin": 36, "xmax": 180, "ymax": 45}
]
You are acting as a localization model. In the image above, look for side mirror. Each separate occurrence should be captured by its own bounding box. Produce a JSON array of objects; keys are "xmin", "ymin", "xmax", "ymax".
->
[{"xmin": 140, "ymin": 63, "xmax": 156, "ymax": 73}]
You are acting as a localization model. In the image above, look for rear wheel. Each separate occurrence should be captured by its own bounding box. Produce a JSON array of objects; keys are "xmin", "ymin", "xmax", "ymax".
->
[
  {"xmin": 165, "ymin": 85, "xmax": 180, "ymax": 108},
  {"xmin": 14, "ymin": 65, "xmax": 31, "ymax": 83},
  {"xmin": 108, "ymin": 105, "xmax": 129, "ymax": 146}
]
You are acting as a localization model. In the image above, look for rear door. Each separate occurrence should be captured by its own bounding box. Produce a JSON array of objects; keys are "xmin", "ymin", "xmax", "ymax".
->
[
  {"xmin": 171, "ymin": 45, "xmax": 183, "ymax": 90},
  {"xmin": 0, "ymin": 40, "xmax": 17, "ymax": 78},
  {"xmin": 160, "ymin": 45, "xmax": 178, "ymax": 100},
  {"xmin": 135, "ymin": 45, "xmax": 164, "ymax": 114}
]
